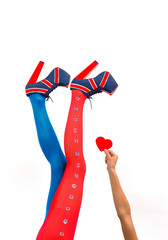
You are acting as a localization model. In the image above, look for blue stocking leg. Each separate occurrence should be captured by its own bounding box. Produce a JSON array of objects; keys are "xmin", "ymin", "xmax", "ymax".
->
[{"xmin": 28, "ymin": 93, "xmax": 67, "ymax": 218}]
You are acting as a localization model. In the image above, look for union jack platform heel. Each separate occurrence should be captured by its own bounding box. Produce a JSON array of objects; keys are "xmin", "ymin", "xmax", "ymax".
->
[
  {"xmin": 25, "ymin": 61, "xmax": 71, "ymax": 97},
  {"xmin": 70, "ymin": 71, "xmax": 118, "ymax": 97}
]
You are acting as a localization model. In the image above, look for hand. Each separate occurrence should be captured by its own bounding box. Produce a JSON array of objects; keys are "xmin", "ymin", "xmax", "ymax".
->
[{"xmin": 104, "ymin": 149, "xmax": 118, "ymax": 170}]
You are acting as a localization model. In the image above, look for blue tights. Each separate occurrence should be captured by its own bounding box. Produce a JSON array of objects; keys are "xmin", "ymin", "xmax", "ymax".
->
[{"xmin": 29, "ymin": 94, "xmax": 67, "ymax": 218}]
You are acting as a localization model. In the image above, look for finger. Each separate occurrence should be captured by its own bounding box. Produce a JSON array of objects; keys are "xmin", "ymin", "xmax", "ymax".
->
[
  {"xmin": 108, "ymin": 150, "xmax": 116, "ymax": 156},
  {"xmin": 104, "ymin": 149, "xmax": 111, "ymax": 157}
]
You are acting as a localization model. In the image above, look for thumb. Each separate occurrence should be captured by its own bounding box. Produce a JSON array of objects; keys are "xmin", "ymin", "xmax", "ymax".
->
[{"xmin": 104, "ymin": 149, "xmax": 110, "ymax": 157}]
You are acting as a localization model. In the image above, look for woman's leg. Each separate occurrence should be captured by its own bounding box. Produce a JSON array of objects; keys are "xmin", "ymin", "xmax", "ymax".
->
[
  {"xmin": 29, "ymin": 93, "xmax": 67, "ymax": 217},
  {"xmin": 36, "ymin": 90, "xmax": 87, "ymax": 240}
]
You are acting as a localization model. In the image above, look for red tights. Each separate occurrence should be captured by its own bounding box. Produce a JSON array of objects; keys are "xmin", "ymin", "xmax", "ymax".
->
[{"xmin": 36, "ymin": 90, "xmax": 87, "ymax": 240}]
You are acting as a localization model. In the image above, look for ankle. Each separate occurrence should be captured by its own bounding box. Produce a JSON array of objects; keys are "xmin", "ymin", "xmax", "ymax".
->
[{"xmin": 29, "ymin": 93, "xmax": 46, "ymax": 103}]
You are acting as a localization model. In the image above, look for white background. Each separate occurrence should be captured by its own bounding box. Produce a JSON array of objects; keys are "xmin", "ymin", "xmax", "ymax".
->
[{"xmin": 0, "ymin": 0, "xmax": 168, "ymax": 239}]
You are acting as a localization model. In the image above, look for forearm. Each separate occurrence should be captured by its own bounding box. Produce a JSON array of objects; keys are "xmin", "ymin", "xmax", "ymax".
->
[
  {"xmin": 105, "ymin": 149, "xmax": 138, "ymax": 240},
  {"xmin": 107, "ymin": 167, "xmax": 131, "ymax": 219}
]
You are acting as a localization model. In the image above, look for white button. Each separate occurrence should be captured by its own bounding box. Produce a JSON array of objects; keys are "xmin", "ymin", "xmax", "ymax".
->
[
  {"xmin": 74, "ymin": 107, "xmax": 79, "ymax": 111},
  {"xmin": 59, "ymin": 232, "xmax": 64, "ymax": 236},
  {"xmin": 69, "ymin": 195, "xmax": 74, "ymax": 200},
  {"xmin": 73, "ymin": 117, "xmax": 78, "ymax": 122},
  {"xmin": 63, "ymin": 219, "xmax": 68, "ymax": 224},
  {"xmin": 75, "ymin": 152, "xmax": 80, "ymax": 156},
  {"xmin": 74, "ymin": 139, "xmax": 79, "ymax": 143},
  {"xmin": 73, "ymin": 128, "xmax": 78, "ymax": 133},
  {"xmin": 72, "ymin": 184, "xmax": 77, "ymax": 188},
  {"xmin": 76, "ymin": 163, "xmax": 80, "ymax": 168},
  {"xmin": 66, "ymin": 207, "xmax": 70, "ymax": 211},
  {"xmin": 76, "ymin": 96, "xmax": 80, "ymax": 101},
  {"xmin": 74, "ymin": 174, "xmax": 79, "ymax": 178}
]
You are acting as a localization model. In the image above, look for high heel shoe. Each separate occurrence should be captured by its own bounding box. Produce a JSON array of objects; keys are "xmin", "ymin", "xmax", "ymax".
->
[
  {"xmin": 70, "ymin": 71, "xmax": 118, "ymax": 97},
  {"xmin": 25, "ymin": 61, "xmax": 71, "ymax": 97}
]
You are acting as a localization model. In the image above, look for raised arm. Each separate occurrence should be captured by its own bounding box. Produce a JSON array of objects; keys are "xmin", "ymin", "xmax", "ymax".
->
[{"xmin": 104, "ymin": 149, "xmax": 138, "ymax": 240}]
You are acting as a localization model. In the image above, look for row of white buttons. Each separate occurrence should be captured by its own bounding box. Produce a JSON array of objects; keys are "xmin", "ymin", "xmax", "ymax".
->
[{"xmin": 59, "ymin": 96, "xmax": 81, "ymax": 237}]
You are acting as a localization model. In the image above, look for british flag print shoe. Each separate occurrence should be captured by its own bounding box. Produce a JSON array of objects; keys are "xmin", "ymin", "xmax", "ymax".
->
[
  {"xmin": 25, "ymin": 61, "xmax": 71, "ymax": 97},
  {"xmin": 70, "ymin": 71, "xmax": 118, "ymax": 97}
]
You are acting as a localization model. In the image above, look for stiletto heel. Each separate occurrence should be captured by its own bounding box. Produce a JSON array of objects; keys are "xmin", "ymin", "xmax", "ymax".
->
[
  {"xmin": 70, "ymin": 71, "xmax": 118, "ymax": 97},
  {"xmin": 27, "ymin": 61, "xmax": 44, "ymax": 85},
  {"xmin": 25, "ymin": 63, "xmax": 71, "ymax": 97},
  {"xmin": 75, "ymin": 60, "xmax": 98, "ymax": 79}
]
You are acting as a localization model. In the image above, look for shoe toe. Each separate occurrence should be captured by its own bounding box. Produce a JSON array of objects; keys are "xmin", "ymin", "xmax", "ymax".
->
[
  {"xmin": 103, "ymin": 73, "xmax": 118, "ymax": 94},
  {"xmin": 59, "ymin": 68, "xmax": 70, "ymax": 87}
]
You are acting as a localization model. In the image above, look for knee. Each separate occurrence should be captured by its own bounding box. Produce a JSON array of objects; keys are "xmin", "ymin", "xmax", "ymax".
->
[
  {"xmin": 80, "ymin": 161, "xmax": 86, "ymax": 174},
  {"xmin": 75, "ymin": 158, "xmax": 86, "ymax": 175},
  {"xmin": 50, "ymin": 155, "xmax": 67, "ymax": 173}
]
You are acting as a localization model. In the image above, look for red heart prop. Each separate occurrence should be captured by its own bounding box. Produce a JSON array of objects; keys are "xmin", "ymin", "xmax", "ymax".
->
[{"xmin": 96, "ymin": 137, "xmax": 113, "ymax": 151}]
